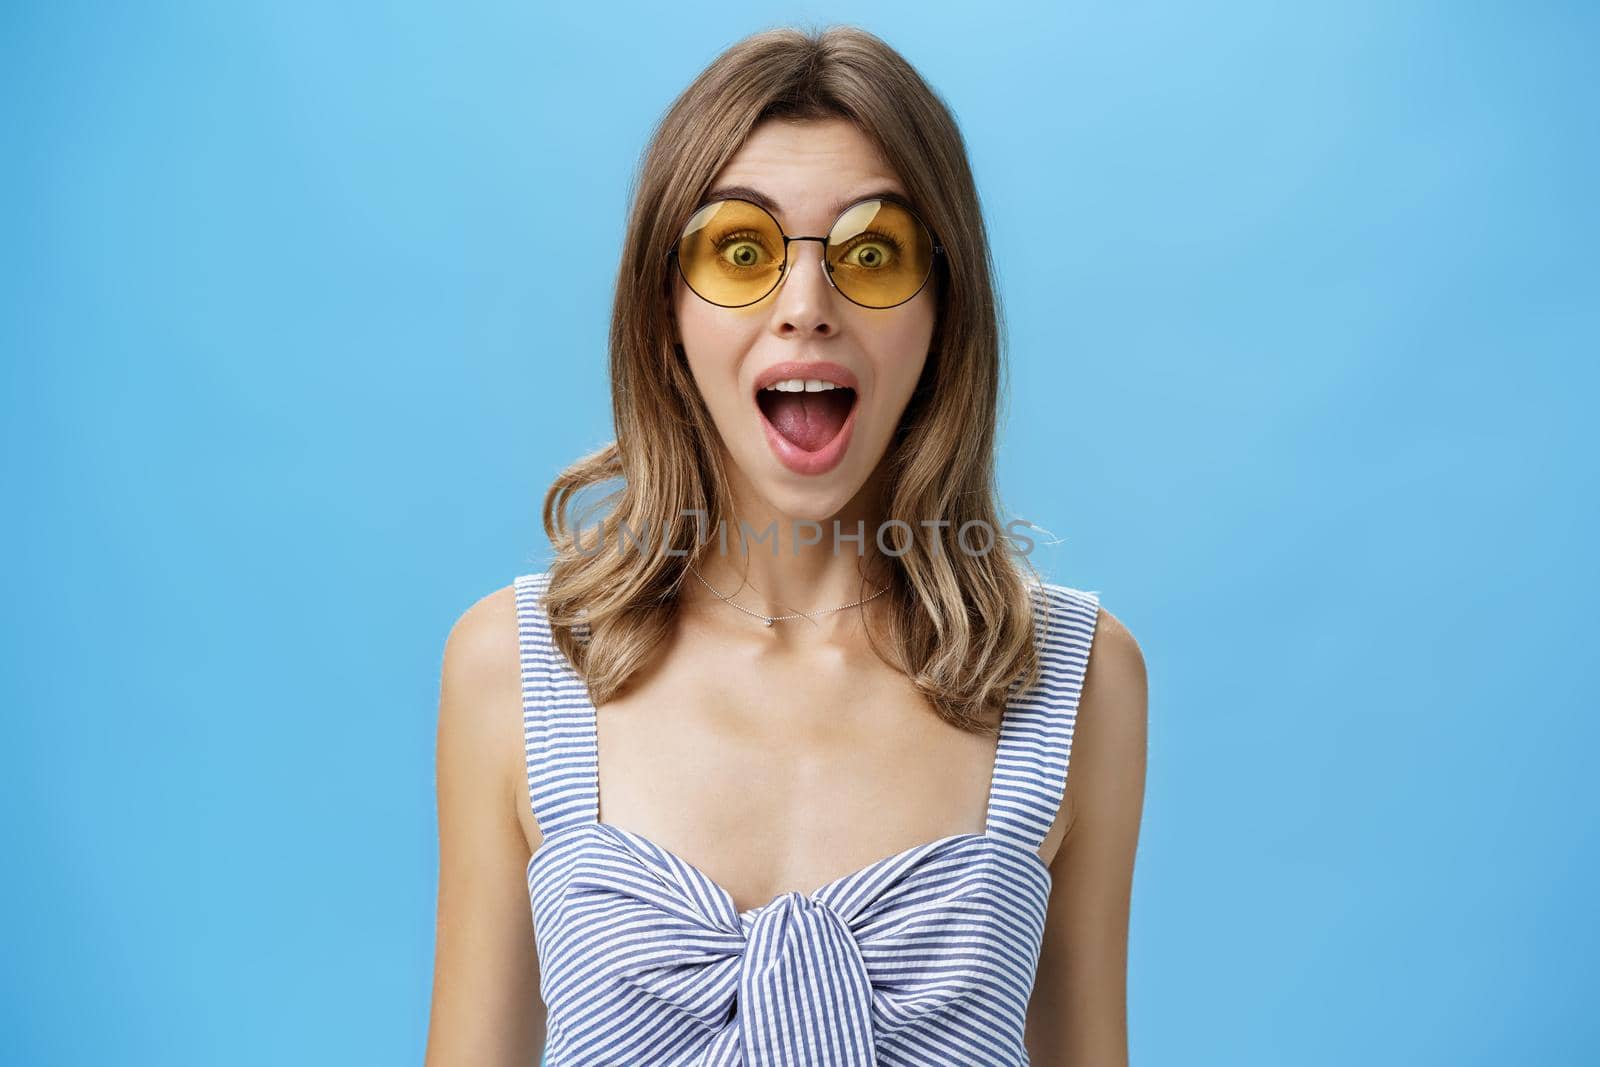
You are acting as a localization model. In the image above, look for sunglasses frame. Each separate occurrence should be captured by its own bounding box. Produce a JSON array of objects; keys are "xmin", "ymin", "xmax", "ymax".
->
[{"xmin": 667, "ymin": 195, "xmax": 946, "ymax": 310}]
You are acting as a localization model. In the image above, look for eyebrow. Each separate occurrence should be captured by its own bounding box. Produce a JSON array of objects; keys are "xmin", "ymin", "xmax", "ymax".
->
[{"xmin": 701, "ymin": 184, "xmax": 917, "ymax": 224}]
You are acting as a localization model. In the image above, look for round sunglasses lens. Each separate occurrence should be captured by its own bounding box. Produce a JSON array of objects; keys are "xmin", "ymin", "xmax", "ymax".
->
[
  {"xmin": 825, "ymin": 199, "xmax": 935, "ymax": 308},
  {"xmin": 675, "ymin": 200, "xmax": 785, "ymax": 307}
]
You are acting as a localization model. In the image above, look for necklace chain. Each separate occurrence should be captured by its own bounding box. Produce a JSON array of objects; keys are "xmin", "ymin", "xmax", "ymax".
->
[{"xmin": 687, "ymin": 563, "xmax": 890, "ymax": 627}]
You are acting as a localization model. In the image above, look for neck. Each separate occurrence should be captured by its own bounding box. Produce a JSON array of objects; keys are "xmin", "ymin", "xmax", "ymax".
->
[{"xmin": 684, "ymin": 470, "xmax": 896, "ymax": 625}]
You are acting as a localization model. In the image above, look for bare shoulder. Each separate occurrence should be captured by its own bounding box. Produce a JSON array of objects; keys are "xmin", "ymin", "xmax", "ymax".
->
[
  {"xmin": 1086, "ymin": 604, "xmax": 1147, "ymax": 713},
  {"xmin": 437, "ymin": 582, "xmax": 524, "ymax": 811},
  {"xmin": 443, "ymin": 583, "xmax": 520, "ymax": 689},
  {"xmin": 1077, "ymin": 602, "xmax": 1148, "ymax": 774},
  {"xmin": 1058, "ymin": 601, "xmax": 1148, "ymax": 842}
]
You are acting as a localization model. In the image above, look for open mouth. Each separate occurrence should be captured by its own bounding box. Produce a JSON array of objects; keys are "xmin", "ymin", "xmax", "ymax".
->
[
  {"xmin": 755, "ymin": 381, "xmax": 858, "ymax": 452},
  {"xmin": 752, "ymin": 362, "xmax": 862, "ymax": 476}
]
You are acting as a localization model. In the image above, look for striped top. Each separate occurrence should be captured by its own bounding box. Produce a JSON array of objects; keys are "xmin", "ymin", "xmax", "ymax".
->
[{"xmin": 515, "ymin": 570, "xmax": 1101, "ymax": 1066}]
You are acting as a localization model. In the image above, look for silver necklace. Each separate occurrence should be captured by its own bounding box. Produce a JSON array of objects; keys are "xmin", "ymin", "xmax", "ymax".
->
[{"xmin": 687, "ymin": 563, "xmax": 890, "ymax": 627}]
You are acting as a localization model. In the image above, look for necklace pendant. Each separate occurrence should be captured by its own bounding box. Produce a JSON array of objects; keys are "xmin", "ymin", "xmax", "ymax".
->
[{"xmin": 763, "ymin": 617, "xmax": 774, "ymax": 627}]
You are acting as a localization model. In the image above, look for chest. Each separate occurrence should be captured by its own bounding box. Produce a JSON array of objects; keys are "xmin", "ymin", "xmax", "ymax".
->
[{"xmin": 520, "ymin": 623, "xmax": 1062, "ymax": 915}]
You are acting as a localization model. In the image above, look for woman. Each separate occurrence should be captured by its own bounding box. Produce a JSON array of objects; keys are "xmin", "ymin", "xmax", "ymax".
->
[{"xmin": 428, "ymin": 25, "xmax": 1147, "ymax": 1067}]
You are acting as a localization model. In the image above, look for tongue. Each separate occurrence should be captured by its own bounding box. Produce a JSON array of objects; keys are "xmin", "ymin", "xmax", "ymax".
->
[{"xmin": 760, "ymin": 389, "xmax": 853, "ymax": 452}]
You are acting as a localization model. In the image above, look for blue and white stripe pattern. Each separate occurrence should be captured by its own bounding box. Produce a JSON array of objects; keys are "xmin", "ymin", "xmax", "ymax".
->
[{"xmin": 514, "ymin": 571, "xmax": 1100, "ymax": 1066}]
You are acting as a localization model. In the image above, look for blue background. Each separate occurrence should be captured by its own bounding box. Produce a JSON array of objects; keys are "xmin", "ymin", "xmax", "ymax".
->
[{"xmin": 5, "ymin": 1, "xmax": 1595, "ymax": 1064}]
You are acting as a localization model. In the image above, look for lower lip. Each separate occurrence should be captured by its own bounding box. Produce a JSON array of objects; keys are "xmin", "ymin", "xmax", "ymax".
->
[{"xmin": 757, "ymin": 393, "xmax": 859, "ymax": 476}]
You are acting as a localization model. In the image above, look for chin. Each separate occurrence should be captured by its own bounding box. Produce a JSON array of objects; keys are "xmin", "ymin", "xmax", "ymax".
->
[
  {"xmin": 766, "ymin": 485, "xmax": 864, "ymax": 527},
  {"xmin": 731, "ymin": 461, "xmax": 863, "ymax": 524}
]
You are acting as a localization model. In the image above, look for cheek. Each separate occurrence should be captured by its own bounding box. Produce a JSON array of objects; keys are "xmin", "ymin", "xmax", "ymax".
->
[
  {"xmin": 673, "ymin": 283, "xmax": 747, "ymax": 407},
  {"xmin": 670, "ymin": 274, "xmax": 694, "ymax": 343},
  {"xmin": 673, "ymin": 275, "xmax": 725, "ymax": 350},
  {"xmin": 871, "ymin": 300, "xmax": 937, "ymax": 402}
]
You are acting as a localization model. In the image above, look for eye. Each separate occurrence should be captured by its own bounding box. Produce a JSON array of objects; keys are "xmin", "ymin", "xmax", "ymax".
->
[
  {"xmin": 713, "ymin": 229, "xmax": 776, "ymax": 270},
  {"xmin": 839, "ymin": 232, "xmax": 902, "ymax": 270}
]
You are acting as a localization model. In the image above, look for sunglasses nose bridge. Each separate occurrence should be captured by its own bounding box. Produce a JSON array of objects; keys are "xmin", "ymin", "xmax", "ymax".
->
[
  {"xmin": 782, "ymin": 234, "xmax": 831, "ymax": 261},
  {"xmin": 777, "ymin": 234, "xmax": 836, "ymax": 288}
]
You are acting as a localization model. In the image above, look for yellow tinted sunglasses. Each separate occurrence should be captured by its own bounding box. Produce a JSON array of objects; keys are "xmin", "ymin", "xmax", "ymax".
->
[{"xmin": 669, "ymin": 194, "xmax": 945, "ymax": 310}]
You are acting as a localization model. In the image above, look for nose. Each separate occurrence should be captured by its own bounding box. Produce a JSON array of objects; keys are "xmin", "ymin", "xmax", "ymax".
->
[{"xmin": 771, "ymin": 236, "xmax": 836, "ymax": 337}]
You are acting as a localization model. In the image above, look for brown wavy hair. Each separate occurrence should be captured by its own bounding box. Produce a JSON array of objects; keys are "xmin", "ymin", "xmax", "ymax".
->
[{"xmin": 539, "ymin": 24, "xmax": 1046, "ymax": 733}]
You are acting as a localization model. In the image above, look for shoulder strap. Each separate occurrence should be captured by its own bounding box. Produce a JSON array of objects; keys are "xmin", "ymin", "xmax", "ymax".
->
[
  {"xmin": 984, "ymin": 580, "xmax": 1102, "ymax": 851},
  {"xmin": 513, "ymin": 571, "xmax": 600, "ymax": 837}
]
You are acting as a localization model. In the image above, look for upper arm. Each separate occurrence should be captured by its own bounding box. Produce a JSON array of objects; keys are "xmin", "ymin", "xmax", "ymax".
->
[
  {"xmin": 424, "ymin": 584, "xmax": 546, "ymax": 1066},
  {"xmin": 1026, "ymin": 605, "xmax": 1149, "ymax": 1067}
]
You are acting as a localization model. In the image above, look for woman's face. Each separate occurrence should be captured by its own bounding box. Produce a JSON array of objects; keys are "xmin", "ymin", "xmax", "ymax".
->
[{"xmin": 671, "ymin": 117, "xmax": 937, "ymax": 525}]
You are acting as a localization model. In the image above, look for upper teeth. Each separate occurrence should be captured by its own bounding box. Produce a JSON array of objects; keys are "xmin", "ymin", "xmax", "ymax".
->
[{"xmin": 762, "ymin": 378, "xmax": 843, "ymax": 392}]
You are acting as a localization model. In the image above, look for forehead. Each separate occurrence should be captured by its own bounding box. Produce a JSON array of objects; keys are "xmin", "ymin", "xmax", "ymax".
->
[{"xmin": 708, "ymin": 118, "xmax": 908, "ymax": 225}]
